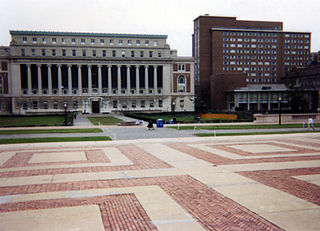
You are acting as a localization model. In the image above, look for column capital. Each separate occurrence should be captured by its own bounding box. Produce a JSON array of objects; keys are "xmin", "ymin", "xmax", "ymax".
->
[
  {"xmin": 88, "ymin": 64, "xmax": 92, "ymax": 68},
  {"xmin": 26, "ymin": 64, "xmax": 31, "ymax": 68},
  {"xmin": 107, "ymin": 65, "xmax": 112, "ymax": 68},
  {"xmin": 36, "ymin": 64, "xmax": 41, "ymax": 68},
  {"xmin": 135, "ymin": 65, "xmax": 140, "ymax": 68},
  {"xmin": 46, "ymin": 64, "xmax": 51, "ymax": 68},
  {"xmin": 67, "ymin": 64, "xmax": 72, "ymax": 68},
  {"xmin": 97, "ymin": 64, "xmax": 102, "ymax": 68},
  {"xmin": 126, "ymin": 65, "xmax": 131, "ymax": 69},
  {"xmin": 77, "ymin": 64, "xmax": 82, "ymax": 68},
  {"xmin": 117, "ymin": 65, "xmax": 121, "ymax": 68},
  {"xmin": 57, "ymin": 64, "xmax": 62, "ymax": 68}
]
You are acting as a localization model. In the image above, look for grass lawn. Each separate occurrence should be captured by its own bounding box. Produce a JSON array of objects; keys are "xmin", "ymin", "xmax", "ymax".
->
[
  {"xmin": 0, "ymin": 116, "xmax": 70, "ymax": 127},
  {"xmin": 0, "ymin": 128, "xmax": 103, "ymax": 135},
  {"xmin": 87, "ymin": 116, "xmax": 123, "ymax": 125},
  {"xmin": 195, "ymin": 130, "xmax": 320, "ymax": 137},
  {"xmin": 170, "ymin": 123, "xmax": 318, "ymax": 130},
  {"xmin": 0, "ymin": 136, "xmax": 112, "ymax": 144}
]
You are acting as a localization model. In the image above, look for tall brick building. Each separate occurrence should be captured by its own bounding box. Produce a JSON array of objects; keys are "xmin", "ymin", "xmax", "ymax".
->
[{"xmin": 193, "ymin": 15, "xmax": 311, "ymax": 111}]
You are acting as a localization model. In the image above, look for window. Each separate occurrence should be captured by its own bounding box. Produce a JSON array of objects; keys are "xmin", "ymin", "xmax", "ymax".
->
[
  {"xmin": 102, "ymin": 50, "xmax": 106, "ymax": 57},
  {"xmin": 43, "ymin": 102, "xmax": 48, "ymax": 110},
  {"xmin": 110, "ymin": 39, "xmax": 114, "ymax": 45},
  {"xmin": 136, "ymin": 40, "xmax": 140, "ymax": 46},
  {"xmin": 82, "ymin": 50, "xmax": 86, "ymax": 57},
  {"xmin": 128, "ymin": 40, "xmax": 132, "ymax": 46},
  {"xmin": 81, "ymin": 39, "xmax": 85, "ymax": 44},
  {"xmin": 33, "ymin": 101, "xmax": 38, "ymax": 109},
  {"xmin": 42, "ymin": 38, "xmax": 46, "ymax": 43},
  {"xmin": 112, "ymin": 50, "xmax": 116, "ymax": 57},
  {"xmin": 33, "ymin": 37, "xmax": 37, "ymax": 43},
  {"xmin": 145, "ymin": 40, "xmax": 149, "ymax": 46},
  {"xmin": 153, "ymin": 41, "xmax": 158, "ymax": 46},
  {"xmin": 73, "ymin": 101, "xmax": 78, "ymax": 109},
  {"xmin": 23, "ymin": 102, "xmax": 28, "ymax": 110},
  {"xmin": 23, "ymin": 37, "xmax": 27, "ymax": 43},
  {"xmin": 132, "ymin": 100, "xmax": 136, "ymax": 108},
  {"xmin": 100, "ymin": 39, "xmax": 104, "ymax": 45},
  {"xmin": 62, "ymin": 38, "xmax": 66, "ymax": 44},
  {"xmin": 72, "ymin": 38, "xmax": 76, "ymax": 44},
  {"xmin": 149, "ymin": 51, "xmax": 153, "ymax": 58},
  {"xmin": 180, "ymin": 100, "xmax": 184, "ymax": 108},
  {"xmin": 131, "ymin": 51, "xmax": 135, "ymax": 57},
  {"xmin": 52, "ymin": 49, "xmax": 56, "ymax": 56},
  {"xmin": 140, "ymin": 51, "xmax": 144, "ymax": 58},
  {"xmin": 119, "ymin": 40, "xmax": 123, "ymax": 45},
  {"xmin": 121, "ymin": 51, "xmax": 126, "ymax": 57},
  {"xmin": 42, "ymin": 49, "xmax": 46, "ymax": 56},
  {"xmin": 32, "ymin": 49, "xmax": 36, "ymax": 56},
  {"xmin": 53, "ymin": 102, "xmax": 58, "ymax": 109},
  {"xmin": 52, "ymin": 38, "xmax": 56, "ymax": 44},
  {"xmin": 158, "ymin": 100, "xmax": 163, "ymax": 107},
  {"xmin": 21, "ymin": 49, "xmax": 25, "ymax": 56},
  {"xmin": 72, "ymin": 49, "xmax": 76, "ymax": 56},
  {"xmin": 92, "ymin": 50, "xmax": 96, "ymax": 57},
  {"xmin": 62, "ymin": 49, "xmax": 66, "ymax": 56},
  {"xmin": 113, "ymin": 100, "xmax": 118, "ymax": 108},
  {"xmin": 158, "ymin": 51, "xmax": 162, "ymax": 58},
  {"xmin": 150, "ymin": 100, "xmax": 154, "ymax": 108},
  {"xmin": 177, "ymin": 75, "xmax": 186, "ymax": 92},
  {"xmin": 141, "ymin": 100, "xmax": 145, "ymax": 108},
  {"xmin": 91, "ymin": 39, "xmax": 95, "ymax": 44}
]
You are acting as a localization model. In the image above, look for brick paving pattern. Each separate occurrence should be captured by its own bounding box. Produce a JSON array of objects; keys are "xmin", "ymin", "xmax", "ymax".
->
[{"xmin": 0, "ymin": 134, "xmax": 319, "ymax": 230}]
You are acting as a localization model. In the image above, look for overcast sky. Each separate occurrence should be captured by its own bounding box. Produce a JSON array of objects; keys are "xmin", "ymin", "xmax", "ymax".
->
[{"xmin": 0, "ymin": 0, "xmax": 319, "ymax": 56}]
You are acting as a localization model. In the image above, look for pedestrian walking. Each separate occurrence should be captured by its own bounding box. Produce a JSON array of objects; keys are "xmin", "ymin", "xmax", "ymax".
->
[{"xmin": 308, "ymin": 117, "xmax": 315, "ymax": 131}]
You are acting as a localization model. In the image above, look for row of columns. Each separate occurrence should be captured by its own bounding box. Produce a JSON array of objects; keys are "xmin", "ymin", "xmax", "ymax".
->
[{"xmin": 25, "ymin": 64, "xmax": 160, "ymax": 96}]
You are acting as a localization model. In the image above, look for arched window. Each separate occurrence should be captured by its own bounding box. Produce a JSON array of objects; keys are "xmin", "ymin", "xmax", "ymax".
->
[{"xmin": 177, "ymin": 75, "xmax": 186, "ymax": 93}]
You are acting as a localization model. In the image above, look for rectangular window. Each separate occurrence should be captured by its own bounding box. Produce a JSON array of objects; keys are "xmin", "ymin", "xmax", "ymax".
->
[
  {"xmin": 42, "ymin": 49, "xmax": 46, "ymax": 56},
  {"xmin": 53, "ymin": 102, "xmax": 58, "ymax": 109},
  {"xmin": 136, "ymin": 40, "xmax": 140, "ymax": 46},
  {"xmin": 140, "ymin": 51, "xmax": 144, "ymax": 57},
  {"xmin": 42, "ymin": 38, "xmax": 46, "ymax": 43},
  {"xmin": 23, "ymin": 102, "xmax": 28, "ymax": 110},
  {"xmin": 112, "ymin": 100, "xmax": 117, "ymax": 108},
  {"xmin": 32, "ymin": 49, "xmax": 36, "ymax": 56},
  {"xmin": 149, "ymin": 51, "xmax": 153, "ymax": 58},
  {"xmin": 33, "ymin": 37, "xmax": 37, "ymax": 43},
  {"xmin": 62, "ymin": 38, "xmax": 66, "ymax": 44},
  {"xmin": 153, "ymin": 41, "xmax": 158, "ymax": 46},
  {"xmin": 158, "ymin": 100, "xmax": 163, "ymax": 107},
  {"xmin": 102, "ymin": 50, "xmax": 106, "ymax": 57},
  {"xmin": 52, "ymin": 49, "xmax": 56, "ymax": 56},
  {"xmin": 121, "ymin": 51, "xmax": 126, "ymax": 57},
  {"xmin": 23, "ymin": 37, "xmax": 27, "ymax": 43},
  {"xmin": 128, "ymin": 40, "xmax": 132, "ymax": 46},
  {"xmin": 112, "ymin": 50, "xmax": 116, "ymax": 57},
  {"xmin": 91, "ymin": 39, "xmax": 95, "ymax": 44},
  {"xmin": 72, "ymin": 38, "xmax": 76, "ymax": 44},
  {"xmin": 131, "ymin": 51, "xmax": 135, "ymax": 57},
  {"xmin": 92, "ymin": 50, "xmax": 96, "ymax": 57},
  {"xmin": 158, "ymin": 51, "xmax": 162, "ymax": 57},
  {"xmin": 33, "ymin": 101, "xmax": 38, "ymax": 109},
  {"xmin": 110, "ymin": 39, "xmax": 114, "ymax": 45},
  {"xmin": 52, "ymin": 38, "xmax": 56, "ymax": 44},
  {"xmin": 81, "ymin": 39, "xmax": 85, "ymax": 44},
  {"xmin": 132, "ymin": 100, "xmax": 136, "ymax": 108},
  {"xmin": 150, "ymin": 100, "xmax": 154, "ymax": 108},
  {"xmin": 72, "ymin": 49, "xmax": 76, "ymax": 56},
  {"xmin": 119, "ymin": 40, "xmax": 123, "ymax": 45},
  {"xmin": 100, "ymin": 39, "xmax": 104, "ymax": 45},
  {"xmin": 62, "ymin": 49, "xmax": 66, "ymax": 56},
  {"xmin": 145, "ymin": 40, "xmax": 149, "ymax": 46},
  {"xmin": 82, "ymin": 50, "xmax": 86, "ymax": 57},
  {"xmin": 141, "ymin": 100, "xmax": 145, "ymax": 108},
  {"xmin": 43, "ymin": 102, "xmax": 48, "ymax": 109},
  {"xmin": 21, "ymin": 49, "xmax": 25, "ymax": 56}
]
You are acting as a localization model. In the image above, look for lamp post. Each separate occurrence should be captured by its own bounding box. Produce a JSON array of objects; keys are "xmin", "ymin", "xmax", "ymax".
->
[
  {"xmin": 278, "ymin": 96, "xmax": 282, "ymax": 126},
  {"xmin": 172, "ymin": 101, "xmax": 176, "ymax": 123},
  {"xmin": 64, "ymin": 103, "xmax": 68, "ymax": 126}
]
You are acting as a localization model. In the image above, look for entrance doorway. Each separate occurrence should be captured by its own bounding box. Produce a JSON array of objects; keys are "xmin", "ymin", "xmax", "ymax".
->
[{"xmin": 92, "ymin": 101, "xmax": 100, "ymax": 113}]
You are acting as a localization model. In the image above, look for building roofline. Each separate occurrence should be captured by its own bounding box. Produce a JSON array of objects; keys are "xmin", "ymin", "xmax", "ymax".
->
[
  {"xmin": 194, "ymin": 15, "xmax": 237, "ymax": 21},
  {"xmin": 9, "ymin": 30, "xmax": 168, "ymax": 39}
]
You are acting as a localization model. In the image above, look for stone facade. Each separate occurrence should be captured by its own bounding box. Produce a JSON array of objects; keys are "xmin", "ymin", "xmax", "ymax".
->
[{"xmin": 0, "ymin": 31, "xmax": 194, "ymax": 115}]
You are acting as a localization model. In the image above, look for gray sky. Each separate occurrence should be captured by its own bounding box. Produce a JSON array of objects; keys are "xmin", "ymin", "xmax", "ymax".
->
[{"xmin": 0, "ymin": 0, "xmax": 319, "ymax": 56}]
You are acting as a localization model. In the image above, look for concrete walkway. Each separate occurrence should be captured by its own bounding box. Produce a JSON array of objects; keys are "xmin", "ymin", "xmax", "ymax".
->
[{"xmin": 0, "ymin": 133, "xmax": 319, "ymax": 230}]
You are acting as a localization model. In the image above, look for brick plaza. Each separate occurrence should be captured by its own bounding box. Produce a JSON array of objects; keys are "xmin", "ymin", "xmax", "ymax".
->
[{"xmin": 0, "ymin": 133, "xmax": 319, "ymax": 230}]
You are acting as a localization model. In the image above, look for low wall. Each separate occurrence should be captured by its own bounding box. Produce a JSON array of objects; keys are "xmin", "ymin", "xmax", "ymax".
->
[
  {"xmin": 254, "ymin": 113, "xmax": 320, "ymax": 124},
  {"xmin": 200, "ymin": 113, "xmax": 237, "ymax": 120}
]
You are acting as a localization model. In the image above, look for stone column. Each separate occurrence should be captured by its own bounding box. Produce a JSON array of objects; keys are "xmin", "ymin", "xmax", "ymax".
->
[
  {"xmin": 108, "ymin": 65, "xmax": 112, "ymax": 94},
  {"xmin": 98, "ymin": 65, "xmax": 102, "ymax": 95},
  {"xmin": 127, "ymin": 65, "xmax": 130, "ymax": 94},
  {"xmin": 135, "ymin": 65, "xmax": 140, "ymax": 94},
  {"xmin": 88, "ymin": 65, "xmax": 92, "ymax": 95},
  {"xmin": 37, "ymin": 64, "xmax": 42, "ymax": 95},
  {"xmin": 117, "ymin": 65, "xmax": 121, "ymax": 94},
  {"xmin": 58, "ymin": 64, "xmax": 62, "ymax": 95},
  {"xmin": 154, "ymin": 65, "xmax": 157, "ymax": 93},
  {"xmin": 47, "ymin": 64, "xmax": 52, "ymax": 95},
  {"xmin": 145, "ymin": 65, "xmax": 149, "ymax": 93},
  {"xmin": 27, "ymin": 64, "xmax": 31, "ymax": 95},
  {"xmin": 78, "ymin": 65, "xmax": 82, "ymax": 94},
  {"xmin": 68, "ymin": 65, "xmax": 72, "ymax": 95}
]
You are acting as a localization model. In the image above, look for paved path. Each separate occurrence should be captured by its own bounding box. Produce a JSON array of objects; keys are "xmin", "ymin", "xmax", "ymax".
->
[{"xmin": 0, "ymin": 133, "xmax": 319, "ymax": 230}]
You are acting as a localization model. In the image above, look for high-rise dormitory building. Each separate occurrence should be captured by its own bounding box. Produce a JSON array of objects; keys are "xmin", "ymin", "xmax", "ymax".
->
[
  {"xmin": 0, "ymin": 31, "xmax": 194, "ymax": 115},
  {"xmin": 193, "ymin": 15, "xmax": 311, "ymax": 111}
]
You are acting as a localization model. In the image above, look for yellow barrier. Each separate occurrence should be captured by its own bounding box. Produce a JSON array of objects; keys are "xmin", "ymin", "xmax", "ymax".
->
[{"xmin": 200, "ymin": 113, "xmax": 237, "ymax": 120}]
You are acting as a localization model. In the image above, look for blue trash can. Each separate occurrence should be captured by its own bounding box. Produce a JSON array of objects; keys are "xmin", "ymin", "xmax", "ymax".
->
[{"xmin": 156, "ymin": 119, "xmax": 164, "ymax": 128}]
